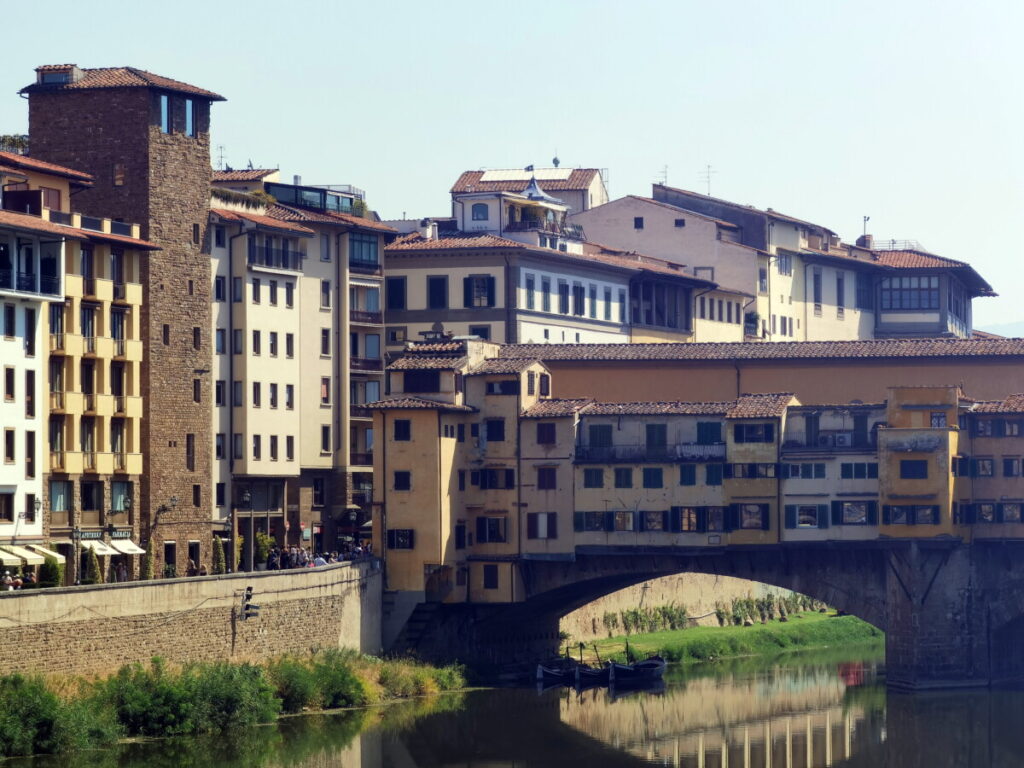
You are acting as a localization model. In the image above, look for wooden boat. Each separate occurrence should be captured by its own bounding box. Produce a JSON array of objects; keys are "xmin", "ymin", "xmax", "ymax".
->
[
  {"xmin": 574, "ymin": 663, "xmax": 610, "ymax": 687},
  {"xmin": 608, "ymin": 655, "xmax": 667, "ymax": 685},
  {"xmin": 536, "ymin": 658, "xmax": 576, "ymax": 685}
]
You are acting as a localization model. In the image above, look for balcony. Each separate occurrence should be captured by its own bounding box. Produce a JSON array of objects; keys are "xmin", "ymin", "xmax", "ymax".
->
[
  {"xmin": 83, "ymin": 335, "xmax": 97, "ymax": 354},
  {"xmin": 112, "ymin": 337, "xmax": 126, "ymax": 357},
  {"xmin": 574, "ymin": 443, "xmax": 727, "ymax": 463},
  {"xmin": 110, "ymin": 221, "xmax": 132, "ymax": 237},
  {"xmin": 782, "ymin": 432, "xmax": 874, "ymax": 453},
  {"xmin": 247, "ymin": 246, "xmax": 304, "ymax": 272},
  {"xmin": 350, "ymin": 452, "xmax": 373, "ymax": 467},
  {"xmin": 113, "ymin": 395, "xmax": 126, "ymax": 414},
  {"xmin": 49, "ymin": 450, "xmax": 65, "ymax": 471},
  {"xmin": 48, "ymin": 210, "xmax": 72, "ymax": 226},
  {"xmin": 83, "ymin": 393, "xmax": 97, "ymax": 412},
  {"xmin": 80, "ymin": 509, "xmax": 101, "ymax": 526},
  {"xmin": 83, "ymin": 451, "xmax": 97, "ymax": 471},
  {"xmin": 350, "ymin": 309, "xmax": 383, "ymax": 325},
  {"xmin": 349, "ymin": 259, "xmax": 382, "ymax": 276},
  {"xmin": 350, "ymin": 357, "xmax": 384, "ymax": 372},
  {"xmin": 0, "ymin": 269, "xmax": 60, "ymax": 297},
  {"xmin": 49, "ymin": 391, "xmax": 65, "ymax": 410},
  {"xmin": 83, "ymin": 277, "xmax": 96, "ymax": 296},
  {"xmin": 113, "ymin": 282, "xmax": 127, "ymax": 300},
  {"xmin": 49, "ymin": 332, "xmax": 65, "ymax": 351},
  {"xmin": 114, "ymin": 452, "xmax": 127, "ymax": 472}
]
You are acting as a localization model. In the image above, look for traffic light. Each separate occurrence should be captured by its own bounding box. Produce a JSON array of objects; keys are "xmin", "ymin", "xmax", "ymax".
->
[{"xmin": 241, "ymin": 586, "xmax": 260, "ymax": 620}]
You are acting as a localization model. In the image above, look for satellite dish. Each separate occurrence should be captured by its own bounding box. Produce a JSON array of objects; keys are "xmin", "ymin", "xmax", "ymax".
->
[{"xmin": 552, "ymin": 156, "xmax": 560, "ymax": 168}]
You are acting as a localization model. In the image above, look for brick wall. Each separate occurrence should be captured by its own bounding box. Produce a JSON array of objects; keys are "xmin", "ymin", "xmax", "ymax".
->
[
  {"xmin": 29, "ymin": 87, "xmax": 216, "ymax": 574},
  {"xmin": 0, "ymin": 561, "xmax": 381, "ymax": 677}
]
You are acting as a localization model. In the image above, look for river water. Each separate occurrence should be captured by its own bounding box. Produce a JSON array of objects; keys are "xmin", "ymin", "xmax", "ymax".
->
[{"xmin": 15, "ymin": 644, "xmax": 1024, "ymax": 767}]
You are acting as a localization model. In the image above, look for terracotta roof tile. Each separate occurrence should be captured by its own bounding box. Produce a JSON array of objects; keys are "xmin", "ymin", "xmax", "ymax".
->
[
  {"xmin": 388, "ymin": 356, "xmax": 467, "ymax": 371},
  {"xmin": 21, "ymin": 66, "xmax": 224, "ymax": 100},
  {"xmin": 584, "ymin": 401, "xmax": 733, "ymax": 416},
  {"xmin": 0, "ymin": 150, "xmax": 93, "ymax": 183},
  {"xmin": 387, "ymin": 232, "xmax": 527, "ymax": 251},
  {"xmin": 365, "ymin": 396, "xmax": 475, "ymax": 412},
  {"xmin": 0, "ymin": 209, "xmax": 86, "ymax": 239},
  {"xmin": 653, "ymin": 183, "xmax": 835, "ymax": 233},
  {"xmin": 267, "ymin": 204, "xmax": 396, "ymax": 233},
  {"xmin": 212, "ymin": 169, "xmax": 277, "ymax": 182},
  {"xmin": 211, "ymin": 208, "xmax": 314, "ymax": 235},
  {"xmin": 727, "ymin": 393, "xmax": 795, "ymax": 419},
  {"xmin": 972, "ymin": 394, "xmax": 1024, "ymax": 414},
  {"xmin": 405, "ymin": 342, "xmax": 466, "ymax": 354},
  {"xmin": 451, "ymin": 169, "xmax": 601, "ymax": 194},
  {"xmin": 873, "ymin": 249, "xmax": 969, "ymax": 270},
  {"xmin": 498, "ymin": 338, "xmax": 1024, "ymax": 362},
  {"xmin": 468, "ymin": 358, "xmax": 541, "ymax": 375},
  {"xmin": 623, "ymin": 196, "xmax": 739, "ymax": 228},
  {"xmin": 81, "ymin": 229, "xmax": 159, "ymax": 250},
  {"xmin": 970, "ymin": 329, "xmax": 1004, "ymax": 340},
  {"xmin": 522, "ymin": 399, "xmax": 594, "ymax": 418}
]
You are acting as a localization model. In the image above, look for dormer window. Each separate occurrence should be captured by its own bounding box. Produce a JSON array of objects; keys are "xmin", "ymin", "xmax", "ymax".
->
[{"xmin": 471, "ymin": 203, "xmax": 488, "ymax": 221}]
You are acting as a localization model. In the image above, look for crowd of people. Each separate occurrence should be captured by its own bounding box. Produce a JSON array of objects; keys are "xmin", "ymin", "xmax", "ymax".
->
[{"xmin": 265, "ymin": 544, "xmax": 371, "ymax": 571}]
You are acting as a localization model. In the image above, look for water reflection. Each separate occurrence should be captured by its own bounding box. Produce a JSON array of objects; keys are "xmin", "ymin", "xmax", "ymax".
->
[{"xmin": 15, "ymin": 646, "xmax": 1024, "ymax": 767}]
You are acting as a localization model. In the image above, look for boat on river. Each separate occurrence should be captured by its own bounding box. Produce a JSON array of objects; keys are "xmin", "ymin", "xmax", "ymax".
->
[
  {"xmin": 574, "ymin": 663, "xmax": 611, "ymax": 687},
  {"xmin": 608, "ymin": 655, "xmax": 667, "ymax": 686},
  {"xmin": 536, "ymin": 658, "xmax": 577, "ymax": 684}
]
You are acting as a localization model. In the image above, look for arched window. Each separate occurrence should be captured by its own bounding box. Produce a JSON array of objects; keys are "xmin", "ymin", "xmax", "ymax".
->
[{"xmin": 471, "ymin": 203, "xmax": 489, "ymax": 221}]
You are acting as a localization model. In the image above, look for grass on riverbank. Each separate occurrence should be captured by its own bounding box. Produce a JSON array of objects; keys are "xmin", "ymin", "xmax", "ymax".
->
[
  {"xmin": 0, "ymin": 650, "xmax": 466, "ymax": 759},
  {"xmin": 583, "ymin": 611, "xmax": 882, "ymax": 665}
]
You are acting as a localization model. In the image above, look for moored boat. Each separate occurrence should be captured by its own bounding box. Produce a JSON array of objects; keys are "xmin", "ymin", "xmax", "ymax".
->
[
  {"xmin": 536, "ymin": 658, "xmax": 576, "ymax": 685},
  {"xmin": 608, "ymin": 655, "xmax": 667, "ymax": 686},
  {"xmin": 574, "ymin": 663, "xmax": 611, "ymax": 687}
]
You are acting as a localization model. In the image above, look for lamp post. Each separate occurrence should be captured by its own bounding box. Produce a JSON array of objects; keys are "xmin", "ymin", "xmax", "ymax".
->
[
  {"xmin": 242, "ymin": 489, "xmax": 254, "ymax": 572},
  {"xmin": 33, "ymin": 497, "xmax": 41, "ymax": 521}
]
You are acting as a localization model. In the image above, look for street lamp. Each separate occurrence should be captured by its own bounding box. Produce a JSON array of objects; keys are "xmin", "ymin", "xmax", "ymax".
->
[{"xmin": 242, "ymin": 489, "xmax": 254, "ymax": 572}]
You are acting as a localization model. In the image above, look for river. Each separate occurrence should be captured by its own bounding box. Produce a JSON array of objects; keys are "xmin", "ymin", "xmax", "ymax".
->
[{"xmin": 13, "ymin": 644, "xmax": 1024, "ymax": 766}]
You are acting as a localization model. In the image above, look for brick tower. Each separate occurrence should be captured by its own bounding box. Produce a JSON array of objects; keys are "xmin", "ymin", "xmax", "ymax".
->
[{"xmin": 22, "ymin": 65, "xmax": 225, "ymax": 574}]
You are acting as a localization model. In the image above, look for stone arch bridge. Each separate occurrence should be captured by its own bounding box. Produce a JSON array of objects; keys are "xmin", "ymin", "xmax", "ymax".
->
[{"xmin": 398, "ymin": 541, "xmax": 1024, "ymax": 690}]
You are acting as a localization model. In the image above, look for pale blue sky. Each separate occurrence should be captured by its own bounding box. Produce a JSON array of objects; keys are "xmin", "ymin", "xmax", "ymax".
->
[{"xmin": 3, "ymin": 0, "xmax": 1021, "ymax": 329}]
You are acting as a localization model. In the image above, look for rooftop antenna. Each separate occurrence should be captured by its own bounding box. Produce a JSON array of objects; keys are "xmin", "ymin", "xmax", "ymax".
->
[
  {"xmin": 863, "ymin": 215, "xmax": 871, "ymax": 236},
  {"xmin": 700, "ymin": 164, "xmax": 718, "ymax": 196},
  {"xmin": 216, "ymin": 144, "xmax": 225, "ymax": 171},
  {"xmin": 657, "ymin": 165, "xmax": 668, "ymax": 185}
]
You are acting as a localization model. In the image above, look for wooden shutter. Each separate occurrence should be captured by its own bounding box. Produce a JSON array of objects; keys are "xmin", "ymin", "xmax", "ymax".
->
[
  {"xmin": 725, "ymin": 504, "xmax": 739, "ymax": 531},
  {"xmin": 463, "ymin": 277, "xmax": 472, "ymax": 307},
  {"xmin": 817, "ymin": 504, "xmax": 829, "ymax": 529},
  {"xmin": 722, "ymin": 463, "xmax": 734, "ymax": 479},
  {"xmin": 604, "ymin": 510, "xmax": 616, "ymax": 532},
  {"xmin": 476, "ymin": 517, "xmax": 487, "ymax": 542},
  {"xmin": 636, "ymin": 512, "xmax": 646, "ymax": 532},
  {"xmin": 696, "ymin": 508, "xmax": 708, "ymax": 533},
  {"xmin": 486, "ymin": 276, "xmax": 496, "ymax": 306},
  {"xmin": 549, "ymin": 513, "xmax": 558, "ymax": 540},
  {"xmin": 386, "ymin": 530, "xmax": 396, "ymax": 549},
  {"xmin": 831, "ymin": 501, "xmax": 843, "ymax": 526},
  {"xmin": 765, "ymin": 424, "xmax": 775, "ymax": 443},
  {"xmin": 882, "ymin": 505, "xmax": 891, "ymax": 525},
  {"xmin": 841, "ymin": 463, "xmax": 853, "ymax": 479},
  {"xmin": 668, "ymin": 507, "xmax": 681, "ymax": 533},
  {"xmin": 964, "ymin": 504, "xmax": 977, "ymax": 525},
  {"xmin": 784, "ymin": 505, "xmax": 797, "ymax": 529},
  {"xmin": 573, "ymin": 511, "xmax": 584, "ymax": 532},
  {"xmin": 526, "ymin": 513, "xmax": 538, "ymax": 539},
  {"xmin": 761, "ymin": 504, "xmax": 771, "ymax": 530},
  {"xmin": 866, "ymin": 501, "xmax": 878, "ymax": 525},
  {"xmin": 733, "ymin": 424, "xmax": 745, "ymax": 443},
  {"xmin": 995, "ymin": 503, "xmax": 1005, "ymax": 524},
  {"xmin": 505, "ymin": 469, "xmax": 515, "ymax": 488}
]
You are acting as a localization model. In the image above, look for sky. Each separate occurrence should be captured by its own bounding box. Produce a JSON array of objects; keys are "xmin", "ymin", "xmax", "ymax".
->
[{"xmin": 2, "ymin": 0, "xmax": 1022, "ymax": 330}]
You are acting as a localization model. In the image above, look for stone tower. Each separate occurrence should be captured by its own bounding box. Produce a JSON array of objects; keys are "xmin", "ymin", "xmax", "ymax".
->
[{"xmin": 22, "ymin": 65, "xmax": 225, "ymax": 574}]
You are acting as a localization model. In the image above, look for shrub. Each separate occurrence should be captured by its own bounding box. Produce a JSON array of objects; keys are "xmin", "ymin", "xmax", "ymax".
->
[
  {"xmin": 0, "ymin": 674, "xmax": 62, "ymax": 756},
  {"xmin": 141, "ymin": 541, "xmax": 155, "ymax": 581},
  {"xmin": 269, "ymin": 657, "xmax": 319, "ymax": 713},
  {"xmin": 190, "ymin": 662, "xmax": 279, "ymax": 732},
  {"xmin": 212, "ymin": 536, "xmax": 226, "ymax": 575},
  {"xmin": 38, "ymin": 555, "xmax": 63, "ymax": 588},
  {"xmin": 314, "ymin": 650, "xmax": 368, "ymax": 709},
  {"xmin": 84, "ymin": 547, "xmax": 103, "ymax": 585},
  {"xmin": 254, "ymin": 532, "xmax": 273, "ymax": 565},
  {"xmin": 101, "ymin": 657, "xmax": 198, "ymax": 736}
]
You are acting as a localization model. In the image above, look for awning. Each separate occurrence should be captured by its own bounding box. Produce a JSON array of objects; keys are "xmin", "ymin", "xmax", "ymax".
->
[
  {"xmin": 81, "ymin": 540, "xmax": 118, "ymax": 556},
  {"xmin": 48, "ymin": 539, "xmax": 74, "ymax": 547},
  {"xmin": 26, "ymin": 545, "xmax": 66, "ymax": 564},
  {"xmin": 361, "ymin": 520, "xmax": 373, "ymax": 528},
  {"xmin": 0, "ymin": 546, "xmax": 44, "ymax": 566},
  {"xmin": 0, "ymin": 550, "xmax": 23, "ymax": 567},
  {"xmin": 108, "ymin": 539, "xmax": 146, "ymax": 555}
]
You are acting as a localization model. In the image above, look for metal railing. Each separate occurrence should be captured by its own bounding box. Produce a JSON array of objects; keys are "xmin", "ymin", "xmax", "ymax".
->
[
  {"xmin": 349, "ymin": 258, "xmax": 381, "ymax": 275},
  {"xmin": 49, "ymin": 333, "xmax": 65, "ymax": 351},
  {"xmin": 49, "ymin": 451, "xmax": 65, "ymax": 471},
  {"xmin": 83, "ymin": 335, "xmax": 97, "ymax": 354},
  {"xmin": 82, "ymin": 277, "xmax": 96, "ymax": 295},
  {"xmin": 247, "ymin": 245, "xmax": 304, "ymax": 271},
  {"xmin": 350, "ymin": 357, "xmax": 384, "ymax": 372},
  {"xmin": 49, "ymin": 391, "xmax": 65, "ymax": 410},
  {"xmin": 83, "ymin": 393, "xmax": 96, "ymax": 411},
  {"xmin": 110, "ymin": 221, "xmax": 132, "ymax": 236},
  {"xmin": 350, "ymin": 452, "xmax": 373, "ymax": 466},
  {"xmin": 114, "ymin": 395, "xmax": 126, "ymax": 413},
  {"xmin": 350, "ymin": 405, "xmax": 372, "ymax": 418},
  {"xmin": 113, "ymin": 282, "xmax": 127, "ymax": 300},
  {"xmin": 113, "ymin": 337, "xmax": 126, "ymax": 356},
  {"xmin": 83, "ymin": 451, "xmax": 97, "ymax": 471},
  {"xmin": 48, "ymin": 210, "xmax": 71, "ymax": 225},
  {"xmin": 349, "ymin": 310, "xmax": 383, "ymax": 325},
  {"xmin": 80, "ymin": 216, "xmax": 103, "ymax": 232},
  {"xmin": 574, "ymin": 443, "xmax": 727, "ymax": 463}
]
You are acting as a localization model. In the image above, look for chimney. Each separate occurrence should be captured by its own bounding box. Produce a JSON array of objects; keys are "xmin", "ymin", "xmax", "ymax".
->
[
  {"xmin": 856, "ymin": 234, "xmax": 874, "ymax": 249},
  {"xmin": 418, "ymin": 218, "xmax": 435, "ymax": 240}
]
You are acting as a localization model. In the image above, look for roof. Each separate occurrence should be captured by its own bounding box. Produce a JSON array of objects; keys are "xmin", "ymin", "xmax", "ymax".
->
[
  {"xmin": 622, "ymin": 196, "xmax": 739, "ymax": 229},
  {"xmin": 387, "ymin": 232, "xmax": 527, "ymax": 252},
  {"xmin": 467, "ymin": 358, "xmax": 541, "ymax": 375},
  {"xmin": 365, "ymin": 396, "xmax": 476, "ymax": 413},
  {"xmin": 266, "ymin": 203, "xmax": 397, "ymax": 234},
  {"xmin": 873, "ymin": 249, "xmax": 995, "ymax": 295},
  {"xmin": 81, "ymin": 229, "xmax": 160, "ymax": 250},
  {"xmin": 212, "ymin": 169, "xmax": 277, "ymax": 182},
  {"xmin": 405, "ymin": 341, "xmax": 466, "ymax": 354},
  {"xmin": 21, "ymin": 66, "xmax": 225, "ymax": 101},
  {"xmin": 972, "ymin": 394, "xmax": 1024, "ymax": 414},
  {"xmin": 521, "ymin": 399, "xmax": 594, "ymax": 418},
  {"xmin": 0, "ymin": 150, "xmax": 93, "ymax": 184},
  {"xmin": 653, "ymin": 183, "xmax": 835, "ymax": 234},
  {"xmin": 583, "ymin": 401, "xmax": 733, "ymax": 416},
  {"xmin": 496, "ymin": 338, "xmax": 1024, "ymax": 362},
  {"xmin": 0, "ymin": 209, "xmax": 158, "ymax": 249},
  {"xmin": 388, "ymin": 356, "xmax": 467, "ymax": 371},
  {"xmin": 211, "ymin": 208, "xmax": 313, "ymax": 236},
  {"xmin": 451, "ymin": 169, "xmax": 602, "ymax": 194},
  {"xmin": 727, "ymin": 393, "xmax": 795, "ymax": 419}
]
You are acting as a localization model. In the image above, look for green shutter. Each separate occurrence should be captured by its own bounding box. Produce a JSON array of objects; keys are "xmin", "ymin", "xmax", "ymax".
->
[
  {"xmin": 867, "ymin": 501, "xmax": 878, "ymax": 525},
  {"xmin": 476, "ymin": 517, "xmax": 487, "ymax": 542},
  {"xmin": 761, "ymin": 504, "xmax": 771, "ymax": 530},
  {"xmin": 733, "ymin": 424, "xmax": 744, "ymax": 443},
  {"xmin": 680, "ymin": 464, "xmax": 696, "ymax": 486},
  {"xmin": 636, "ymin": 512, "xmax": 646, "ymax": 532},
  {"xmin": 831, "ymin": 500, "xmax": 843, "ymax": 526},
  {"xmin": 882, "ymin": 505, "xmax": 891, "ymax": 525},
  {"xmin": 841, "ymin": 464, "xmax": 853, "ymax": 479},
  {"xmin": 463, "ymin": 277, "xmax": 472, "ymax": 307},
  {"xmin": 817, "ymin": 504, "xmax": 829, "ymax": 529},
  {"xmin": 486, "ymin": 276, "xmax": 496, "ymax": 307},
  {"xmin": 573, "ymin": 511, "xmax": 584, "ymax": 532},
  {"xmin": 784, "ymin": 505, "xmax": 797, "ymax": 529},
  {"xmin": 764, "ymin": 424, "xmax": 775, "ymax": 443},
  {"xmin": 722, "ymin": 463, "xmax": 733, "ymax": 479},
  {"xmin": 996, "ymin": 503, "xmax": 1005, "ymax": 523},
  {"xmin": 505, "ymin": 469, "xmax": 515, "ymax": 488},
  {"xmin": 604, "ymin": 510, "xmax": 615, "ymax": 532},
  {"xmin": 696, "ymin": 508, "xmax": 708, "ymax": 533}
]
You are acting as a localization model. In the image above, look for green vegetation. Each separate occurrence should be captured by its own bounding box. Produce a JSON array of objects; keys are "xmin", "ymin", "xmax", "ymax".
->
[
  {"xmin": 0, "ymin": 652, "xmax": 466, "ymax": 758},
  {"xmin": 212, "ymin": 536, "xmax": 226, "ymax": 575},
  {"xmin": 84, "ymin": 547, "xmax": 103, "ymax": 585},
  {"xmin": 38, "ymin": 555, "xmax": 64, "ymax": 588},
  {"xmin": 589, "ymin": 611, "xmax": 882, "ymax": 665},
  {"xmin": 142, "ymin": 540, "xmax": 155, "ymax": 581}
]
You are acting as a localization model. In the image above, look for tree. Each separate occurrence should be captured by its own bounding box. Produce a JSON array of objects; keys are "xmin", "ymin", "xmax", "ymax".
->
[
  {"xmin": 142, "ymin": 540, "xmax": 155, "ymax": 581},
  {"xmin": 212, "ymin": 536, "xmax": 226, "ymax": 575},
  {"xmin": 38, "ymin": 555, "xmax": 63, "ymax": 587},
  {"xmin": 85, "ymin": 548, "xmax": 103, "ymax": 584}
]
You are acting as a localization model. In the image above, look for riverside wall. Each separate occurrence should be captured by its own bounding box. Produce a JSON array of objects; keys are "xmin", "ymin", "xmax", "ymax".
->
[
  {"xmin": 560, "ymin": 573, "xmax": 788, "ymax": 641},
  {"xmin": 0, "ymin": 560, "xmax": 381, "ymax": 677}
]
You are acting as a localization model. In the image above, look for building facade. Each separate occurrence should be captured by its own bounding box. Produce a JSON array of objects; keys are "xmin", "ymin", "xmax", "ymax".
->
[{"xmin": 23, "ymin": 64, "xmax": 225, "ymax": 575}]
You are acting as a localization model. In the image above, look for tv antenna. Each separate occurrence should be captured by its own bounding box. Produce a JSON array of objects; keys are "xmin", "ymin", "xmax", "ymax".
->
[
  {"xmin": 862, "ymin": 215, "xmax": 870, "ymax": 236},
  {"xmin": 657, "ymin": 165, "xmax": 668, "ymax": 185},
  {"xmin": 215, "ymin": 145, "xmax": 226, "ymax": 171},
  {"xmin": 699, "ymin": 164, "xmax": 718, "ymax": 196}
]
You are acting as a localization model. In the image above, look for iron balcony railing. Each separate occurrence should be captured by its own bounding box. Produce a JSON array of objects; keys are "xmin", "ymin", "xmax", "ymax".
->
[
  {"xmin": 113, "ymin": 337, "xmax": 126, "ymax": 356},
  {"xmin": 83, "ymin": 451, "xmax": 97, "ymax": 471},
  {"xmin": 574, "ymin": 443, "xmax": 727, "ymax": 463},
  {"xmin": 80, "ymin": 215, "xmax": 103, "ymax": 232},
  {"xmin": 48, "ymin": 210, "xmax": 71, "ymax": 225},
  {"xmin": 49, "ymin": 451, "xmax": 65, "ymax": 471},
  {"xmin": 350, "ymin": 357, "xmax": 384, "ymax": 372},
  {"xmin": 82, "ymin": 393, "xmax": 97, "ymax": 411},
  {"xmin": 350, "ymin": 405, "xmax": 372, "ymax": 419},
  {"xmin": 83, "ymin": 335, "xmax": 97, "ymax": 354},
  {"xmin": 349, "ymin": 258, "xmax": 382, "ymax": 275},
  {"xmin": 349, "ymin": 310, "xmax": 383, "ymax": 325},
  {"xmin": 110, "ymin": 221, "xmax": 132, "ymax": 236}
]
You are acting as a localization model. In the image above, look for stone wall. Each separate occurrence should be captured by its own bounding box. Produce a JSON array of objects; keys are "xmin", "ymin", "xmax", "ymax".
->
[
  {"xmin": 0, "ymin": 560, "xmax": 380, "ymax": 678},
  {"xmin": 559, "ymin": 573, "xmax": 789, "ymax": 641}
]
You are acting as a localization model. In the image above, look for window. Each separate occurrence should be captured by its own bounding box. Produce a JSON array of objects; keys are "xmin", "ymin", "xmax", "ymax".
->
[
  {"xmin": 976, "ymin": 458, "xmax": 995, "ymax": 477},
  {"xmin": 320, "ymin": 233, "xmax": 330, "ymax": 262},
  {"xmin": 468, "ymin": 325, "xmax": 491, "ymax": 340},
  {"xmin": 231, "ymin": 380, "xmax": 242, "ymax": 407},
  {"xmin": 286, "ymin": 436, "xmax": 294, "ymax": 461},
  {"xmin": 633, "ymin": 216, "xmax": 644, "ymax": 229},
  {"xmin": 728, "ymin": 463, "xmax": 777, "ymax": 479},
  {"xmin": 696, "ymin": 422, "xmax": 722, "ymax": 444},
  {"xmin": 485, "ymin": 419, "xmax": 505, "ymax": 442},
  {"xmin": 856, "ymin": 272, "xmax": 873, "ymax": 310},
  {"xmin": 679, "ymin": 464, "xmax": 697, "ymax": 486},
  {"xmin": 214, "ymin": 276, "xmax": 226, "ymax": 301},
  {"xmin": 192, "ymin": 378, "xmax": 201, "ymax": 403},
  {"xmin": 572, "ymin": 283, "xmax": 585, "ymax": 316},
  {"xmin": 252, "ymin": 434, "xmax": 261, "ymax": 460},
  {"xmin": 836, "ymin": 272, "xmax": 845, "ymax": 312},
  {"xmin": 269, "ymin": 383, "xmax": 278, "ymax": 409},
  {"xmin": 557, "ymin": 281, "xmax": 569, "ymax": 314},
  {"xmin": 285, "ymin": 385, "xmax": 294, "ymax": 410},
  {"xmin": 839, "ymin": 462, "xmax": 878, "ymax": 479},
  {"xmin": 252, "ymin": 330, "xmax": 261, "ymax": 355},
  {"xmin": 162, "ymin": 324, "xmax": 170, "ymax": 345},
  {"xmin": 537, "ymin": 467, "xmax": 557, "ymax": 490},
  {"xmin": 583, "ymin": 468, "xmax": 604, "ymax": 488},
  {"xmin": 705, "ymin": 464, "xmax": 723, "ymax": 486},
  {"xmin": 215, "ymin": 433, "xmax": 225, "ymax": 460},
  {"xmin": 1003, "ymin": 457, "xmax": 1021, "ymax": 477},
  {"xmin": 320, "ymin": 329, "xmax": 331, "ymax": 356},
  {"xmin": 192, "ymin": 327, "xmax": 201, "ymax": 350},
  {"xmin": 674, "ymin": 218, "xmax": 686, "ymax": 228},
  {"xmin": 539, "ymin": 374, "xmax": 550, "ymax": 397},
  {"xmin": 214, "ymin": 328, "xmax": 225, "ymax": 355},
  {"xmin": 739, "ymin": 503, "xmax": 769, "ymax": 530},
  {"xmin": 2, "ymin": 305, "xmax": 13, "ymax": 338},
  {"xmin": 476, "ymin": 516, "xmax": 506, "ymax": 543},
  {"xmin": 252, "ymin": 382, "xmax": 261, "ymax": 407},
  {"xmin": 525, "ymin": 274, "xmax": 535, "ymax": 310},
  {"xmin": 483, "ymin": 564, "xmax": 499, "ymax": 589},
  {"xmin": 885, "ymin": 505, "xmax": 939, "ymax": 525},
  {"xmin": 321, "ymin": 425, "xmax": 331, "ymax": 454},
  {"xmin": 614, "ymin": 510, "xmax": 635, "ymax": 531},
  {"xmin": 1003, "ymin": 503, "xmax": 1022, "ymax": 523},
  {"xmin": 642, "ymin": 467, "xmax": 663, "ymax": 488},
  {"xmin": 267, "ymin": 331, "xmax": 278, "ymax": 357},
  {"xmin": 285, "ymin": 282, "xmax": 294, "ymax": 307},
  {"xmin": 464, "ymin": 275, "xmax": 496, "ymax": 308},
  {"xmin": 479, "ymin": 468, "xmax": 515, "ymax": 489},
  {"xmin": 232, "ymin": 329, "xmax": 242, "ymax": 354},
  {"xmin": 321, "ymin": 279, "xmax": 331, "ymax": 308},
  {"xmin": 812, "ymin": 268, "xmax": 823, "ymax": 313},
  {"xmin": 404, "ymin": 370, "xmax": 440, "ymax": 393},
  {"xmin": 3, "ymin": 367, "xmax": 13, "ymax": 401},
  {"xmin": 350, "ymin": 233, "xmax": 379, "ymax": 266},
  {"xmin": 232, "ymin": 277, "xmax": 242, "ymax": 302},
  {"xmin": 159, "ymin": 94, "xmax": 170, "ymax": 133},
  {"xmin": 426, "ymin": 275, "xmax": 448, "ymax": 309},
  {"xmin": 320, "ymin": 377, "xmax": 331, "ymax": 406},
  {"xmin": 536, "ymin": 423, "xmax": 556, "ymax": 445},
  {"xmin": 527, "ymin": 512, "xmax": 558, "ymax": 539},
  {"xmin": 839, "ymin": 501, "xmax": 875, "ymax": 525},
  {"xmin": 394, "ymin": 419, "xmax": 411, "ymax": 441},
  {"xmin": 603, "ymin": 287, "xmax": 612, "ymax": 320},
  {"xmin": 777, "ymin": 252, "xmax": 792, "ymax": 276},
  {"xmin": 471, "ymin": 203, "xmax": 489, "ymax": 221},
  {"xmin": 386, "ymin": 277, "xmax": 406, "ymax": 311},
  {"xmin": 574, "ymin": 511, "xmax": 607, "ymax": 532},
  {"xmin": 759, "ymin": 268, "xmax": 768, "ymax": 294},
  {"xmin": 215, "ymin": 380, "xmax": 225, "ymax": 406},
  {"xmin": 900, "ymin": 460, "xmax": 928, "ymax": 479},
  {"xmin": 614, "ymin": 468, "xmax": 633, "ymax": 488},
  {"xmin": 879, "ymin": 275, "xmax": 940, "ymax": 310},
  {"xmin": 184, "ymin": 98, "xmax": 196, "ymax": 137},
  {"xmin": 386, "ymin": 529, "xmax": 415, "ymax": 549},
  {"xmin": 312, "ymin": 479, "xmax": 325, "ymax": 506},
  {"xmin": 269, "ymin": 435, "xmax": 278, "ymax": 461},
  {"xmin": 232, "ymin": 433, "xmax": 243, "ymax": 459},
  {"xmin": 733, "ymin": 423, "xmax": 775, "ymax": 443},
  {"xmin": 541, "ymin": 277, "xmax": 551, "ymax": 312},
  {"xmin": 185, "ymin": 433, "xmax": 196, "ymax": 470},
  {"xmin": 285, "ymin": 333, "xmax": 294, "ymax": 358},
  {"xmin": 4, "ymin": 429, "xmax": 15, "ymax": 463}
]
